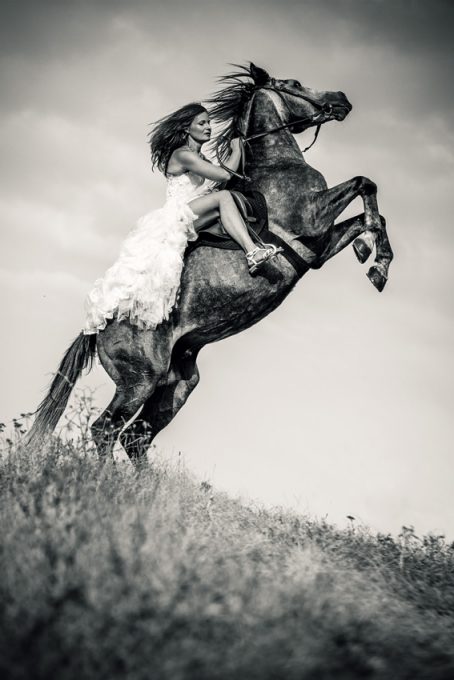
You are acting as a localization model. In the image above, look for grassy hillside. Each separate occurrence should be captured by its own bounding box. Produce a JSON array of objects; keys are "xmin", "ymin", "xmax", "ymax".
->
[{"xmin": 1, "ymin": 411, "xmax": 453, "ymax": 680}]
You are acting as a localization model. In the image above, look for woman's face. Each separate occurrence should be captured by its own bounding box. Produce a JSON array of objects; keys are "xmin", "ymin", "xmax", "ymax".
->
[{"xmin": 186, "ymin": 111, "xmax": 211, "ymax": 144}]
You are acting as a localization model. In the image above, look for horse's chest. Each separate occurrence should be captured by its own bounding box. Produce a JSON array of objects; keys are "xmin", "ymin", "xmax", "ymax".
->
[{"xmin": 253, "ymin": 165, "xmax": 327, "ymax": 219}]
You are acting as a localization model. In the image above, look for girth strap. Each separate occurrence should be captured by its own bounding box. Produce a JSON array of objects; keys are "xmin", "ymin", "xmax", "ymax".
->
[{"xmin": 252, "ymin": 229, "xmax": 310, "ymax": 278}]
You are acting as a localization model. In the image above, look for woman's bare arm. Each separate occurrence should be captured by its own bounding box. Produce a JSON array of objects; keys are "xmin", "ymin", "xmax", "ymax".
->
[{"xmin": 176, "ymin": 139, "xmax": 242, "ymax": 182}]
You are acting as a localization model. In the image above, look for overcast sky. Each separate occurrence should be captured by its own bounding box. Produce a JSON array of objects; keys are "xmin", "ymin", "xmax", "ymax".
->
[{"xmin": 2, "ymin": 0, "xmax": 453, "ymax": 538}]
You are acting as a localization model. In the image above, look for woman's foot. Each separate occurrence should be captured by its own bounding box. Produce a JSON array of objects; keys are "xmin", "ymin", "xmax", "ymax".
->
[{"xmin": 246, "ymin": 244, "xmax": 282, "ymax": 274}]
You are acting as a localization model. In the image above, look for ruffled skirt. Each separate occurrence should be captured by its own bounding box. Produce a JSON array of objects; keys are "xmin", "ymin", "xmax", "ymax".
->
[{"xmin": 83, "ymin": 197, "xmax": 199, "ymax": 334}]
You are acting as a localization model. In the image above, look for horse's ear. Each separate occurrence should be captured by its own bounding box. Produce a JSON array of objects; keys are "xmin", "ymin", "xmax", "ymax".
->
[{"xmin": 249, "ymin": 62, "xmax": 270, "ymax": 87}]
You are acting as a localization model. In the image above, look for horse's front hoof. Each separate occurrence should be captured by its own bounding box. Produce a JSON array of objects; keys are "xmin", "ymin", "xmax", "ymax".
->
[
  {"xmin": 353, "ymin": 236, "xmax": 372, "ymax": 263},
  {"xmin": 367, "ymin": 266, "xmax": 387, "ymax": 292}
]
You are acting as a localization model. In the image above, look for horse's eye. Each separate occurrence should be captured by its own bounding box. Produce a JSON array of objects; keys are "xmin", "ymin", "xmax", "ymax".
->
[{"xmin": 293, "ymin": 80, "xmax": 302, "ymax": 88}]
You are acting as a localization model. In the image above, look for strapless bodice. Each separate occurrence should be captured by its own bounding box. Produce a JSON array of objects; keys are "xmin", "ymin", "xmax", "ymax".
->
[{"xmin": 165, "ymin": 171, "xmax": 214, "ymax": 203}]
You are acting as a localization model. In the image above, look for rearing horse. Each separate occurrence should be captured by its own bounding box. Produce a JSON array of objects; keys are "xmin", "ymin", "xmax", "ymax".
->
[{"xmin": 27, "ymin": 62, "xmax": 393, "ymax": 462}]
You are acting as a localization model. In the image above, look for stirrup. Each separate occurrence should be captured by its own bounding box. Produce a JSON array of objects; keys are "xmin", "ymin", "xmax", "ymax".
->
[{"xmin": 246, "ymin": 244, "xmax": 282, "ymax": 274}]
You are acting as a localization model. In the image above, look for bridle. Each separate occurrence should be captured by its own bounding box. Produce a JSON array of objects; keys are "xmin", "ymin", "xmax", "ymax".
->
[{"xmin": 215, "ymin": 78, "xmax": 334, "ymax": 183}]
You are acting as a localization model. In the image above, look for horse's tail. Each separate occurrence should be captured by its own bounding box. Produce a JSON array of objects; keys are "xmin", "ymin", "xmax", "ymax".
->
[{"xmin": 26, "ymin": 333, "xmax": 97, "ymax": 449}]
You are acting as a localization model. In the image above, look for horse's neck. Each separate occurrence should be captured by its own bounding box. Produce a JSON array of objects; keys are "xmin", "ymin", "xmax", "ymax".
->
[
  {"xmin": 244, "ymin": 91, "xmax": 307, "ymax": 168},
  {"xmin": 239, "ymin": 91, "xmax": 324, "ymax": 251}
]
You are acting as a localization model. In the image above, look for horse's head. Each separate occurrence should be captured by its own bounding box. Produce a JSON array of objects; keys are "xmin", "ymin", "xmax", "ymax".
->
[
  {"xmin": 206, "ymin": 62, "xmax": 353, "ymax": 163},
  {"xmin": 249, "ymin": 62, "xmax": 352, "ymax": 134}
]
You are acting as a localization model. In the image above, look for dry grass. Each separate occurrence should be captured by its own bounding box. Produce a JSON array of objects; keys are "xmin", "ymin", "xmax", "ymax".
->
[{"xmin": 1, "ymin": 404, "xmax": 453, "ymax": 680}]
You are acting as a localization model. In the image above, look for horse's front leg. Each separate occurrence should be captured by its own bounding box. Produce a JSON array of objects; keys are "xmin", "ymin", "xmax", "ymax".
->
[
  {"xmin": 307, "ymin": 177, "xmax": 393, "ymax": 290},
  {"xmin": 318, "ymin": 212, "xmax": 392, "ymax": 292},
  {"xmin": 322, "ymin": 212, "xmax": 368, "ymax": 257}
]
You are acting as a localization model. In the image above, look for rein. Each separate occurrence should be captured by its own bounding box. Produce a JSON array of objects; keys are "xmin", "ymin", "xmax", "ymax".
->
[{"xmin": 215, "ymin": 79, "xmax": 333, "ymax": 183}]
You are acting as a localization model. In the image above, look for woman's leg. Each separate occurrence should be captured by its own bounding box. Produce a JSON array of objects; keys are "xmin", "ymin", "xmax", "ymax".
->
[{"xmin": 189, "ymin": 191, "xmax": 270, "ymax": 260}]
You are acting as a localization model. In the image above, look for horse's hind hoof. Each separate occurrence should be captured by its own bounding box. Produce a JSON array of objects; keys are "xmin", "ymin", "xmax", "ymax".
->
[
  {"xmin": 367, "ymin": 266, "xmax": 387, "ymax": 292},
  {"xmin": 353, "ymin": 237, "xmax": 372, "ymax": 264}
]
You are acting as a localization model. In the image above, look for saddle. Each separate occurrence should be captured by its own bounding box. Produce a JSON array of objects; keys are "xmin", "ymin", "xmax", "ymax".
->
[{"xmin": 185, "ymin": 188, "xmax": 310, "ymax": 278}]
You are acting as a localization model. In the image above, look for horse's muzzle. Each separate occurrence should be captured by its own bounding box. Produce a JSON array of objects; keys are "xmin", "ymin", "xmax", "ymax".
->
[
  {"xmin": 333, "ymin": 105, "xmax": 352, "ymax": 121},
  {"xmin": 333, "ymin": 93, "xmax": 353, "ymax": 121}
]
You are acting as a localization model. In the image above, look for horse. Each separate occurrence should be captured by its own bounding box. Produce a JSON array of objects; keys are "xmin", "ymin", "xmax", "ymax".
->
[{"xmin": 27, "ymin": 62, "xmax": 393, "ymax": 463}]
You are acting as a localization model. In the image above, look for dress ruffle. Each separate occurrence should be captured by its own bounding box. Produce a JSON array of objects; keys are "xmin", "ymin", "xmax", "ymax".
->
[{"xmin": 83, "ymin": 173, "xmax": 217, "ymax": 334}]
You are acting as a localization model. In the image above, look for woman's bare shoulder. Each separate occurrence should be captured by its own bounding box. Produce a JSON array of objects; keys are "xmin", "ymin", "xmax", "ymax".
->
[
  {"xmin": 167, "ymin": 146, "xmax": 193, "ymax": 174},
  {"xmin": 173, "ymin": 146, "xmax": 203, "ymax": 160}
]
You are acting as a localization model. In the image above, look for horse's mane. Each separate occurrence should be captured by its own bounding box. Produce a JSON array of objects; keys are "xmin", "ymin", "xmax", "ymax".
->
[{"xmin": 204, "ymin": 61, "xmax": 270, "ymax": 162}]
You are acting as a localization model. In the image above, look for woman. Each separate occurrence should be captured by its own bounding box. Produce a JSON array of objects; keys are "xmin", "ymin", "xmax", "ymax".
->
[{"xmin": 83, "ymin": 103, "xmax": 279, "ymax": 335}]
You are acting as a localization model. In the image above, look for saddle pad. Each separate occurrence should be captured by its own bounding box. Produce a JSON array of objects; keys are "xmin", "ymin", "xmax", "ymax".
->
[{"xmin": 185, "ymin": 189, "xmax": 269, "ymax": 254}]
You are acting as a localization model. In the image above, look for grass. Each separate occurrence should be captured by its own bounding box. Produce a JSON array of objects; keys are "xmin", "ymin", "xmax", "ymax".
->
[{"xmin": 0, "ymin": 402, "xmax": 453, "ymax": 680}]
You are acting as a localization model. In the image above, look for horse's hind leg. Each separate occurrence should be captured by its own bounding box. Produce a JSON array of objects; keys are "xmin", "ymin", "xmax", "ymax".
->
[
  {"xmin": 119, "ymin": 353, "xmax": 200, "ymax": 463},
  {"xmin": 91, "ymin": 382, "xmax": 155, "ymax": 460},
  {"xmin": 92, "ymin": 322, "xmax": 173, "ymax": 460}
]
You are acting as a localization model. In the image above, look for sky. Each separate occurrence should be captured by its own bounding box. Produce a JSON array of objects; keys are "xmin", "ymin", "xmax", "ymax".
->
[{"xmin": 1, "ymin": 0, "xmax": 453, "ymax": 538}]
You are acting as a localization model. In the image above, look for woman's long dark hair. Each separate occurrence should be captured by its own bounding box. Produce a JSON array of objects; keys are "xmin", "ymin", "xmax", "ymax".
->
[{"xmin": 148, "ymin": 102, "xmax": 208, "ymax": 175}]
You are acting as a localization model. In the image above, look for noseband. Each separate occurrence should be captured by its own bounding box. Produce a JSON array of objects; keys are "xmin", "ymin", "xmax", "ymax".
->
[{"xmin": 215, "ymin": 78, "xmax": 333, "ymax": 182}]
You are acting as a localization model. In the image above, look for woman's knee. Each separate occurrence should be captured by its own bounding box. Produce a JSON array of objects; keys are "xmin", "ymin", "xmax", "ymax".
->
[
  {"xmin": 217, "ymin": 189, "xmax": 234, "ymax": 205},
  {"xmin": 216, "ymin": 189, "xmax": 233, "ymax": 201}
]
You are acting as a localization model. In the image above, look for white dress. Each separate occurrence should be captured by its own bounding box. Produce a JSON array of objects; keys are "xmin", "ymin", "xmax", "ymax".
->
[{"xmin": 83, "ymin": 171, "xmax": 218, "ymax": 334}]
